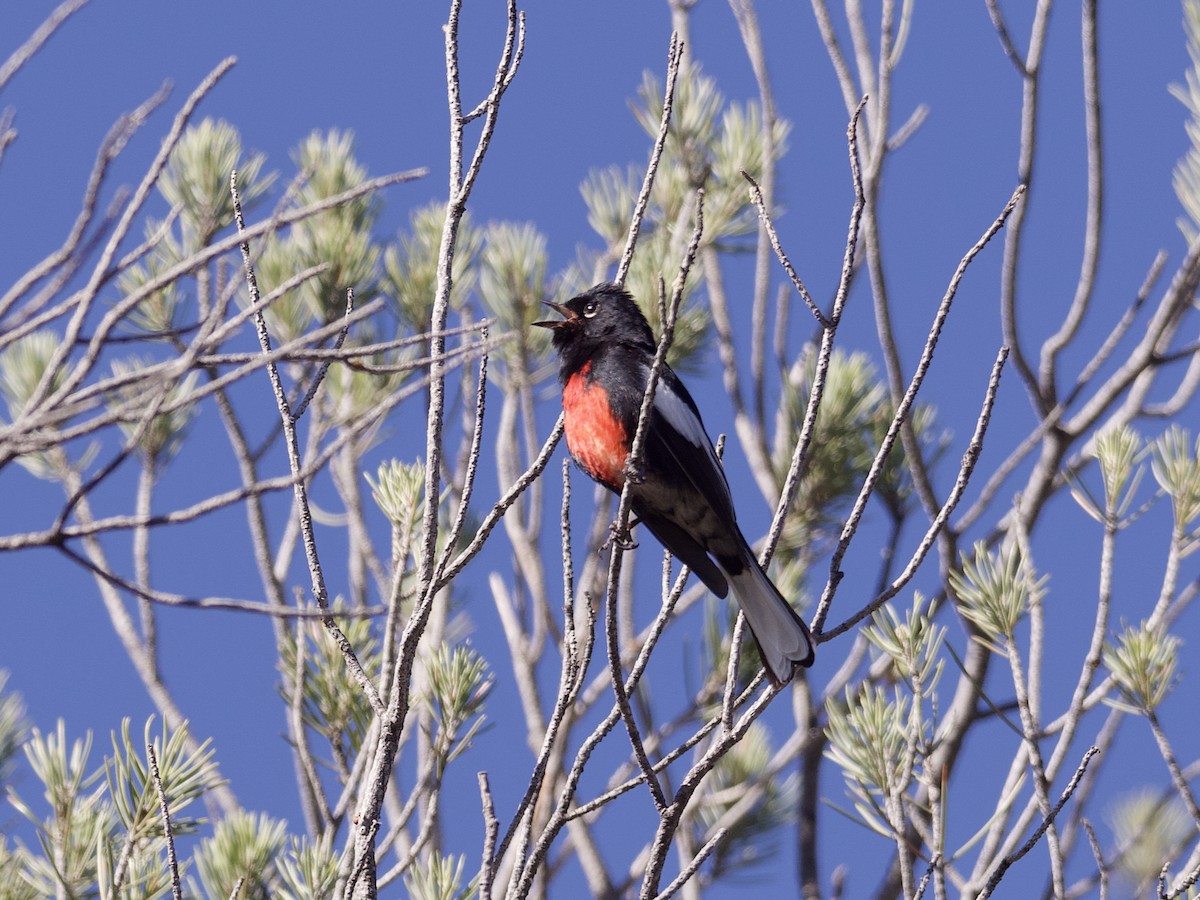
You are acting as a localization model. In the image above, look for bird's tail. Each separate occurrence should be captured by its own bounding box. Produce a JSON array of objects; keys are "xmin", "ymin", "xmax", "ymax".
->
[{"xmin": 720, "ymin": 547, "xmax": 814, "ymax": 685}]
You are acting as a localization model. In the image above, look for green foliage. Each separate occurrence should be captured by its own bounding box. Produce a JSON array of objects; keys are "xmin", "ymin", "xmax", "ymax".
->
[
  {"xmin": 121, "ymin": 120, "xmax": 274, "ymax": 336},
  {"xmin": 249, "ymin": 233, "xmax": 321, "ymax": 343},
  {"xmin": 193, "ymin": 810, "xmax": 288, "ymax": 900},
  {"xmin": 0, "ymin": 838, "xmax": 37, "ymax": 900},
  {"xmin": 276, "ymin": 833, "xmax": 340, "ymax": 900},
  {"xmin": 1103, "ymin": 620, "xmax": 1180, "ymax": 713},
  {"xmin": 119, "ymin": 225, "xmax": 187, "ymax": 339},
  {"xmin": 292, "ymin": 130, "xmax": 378, "ymax": 227},
  {"xmin": 424, "ymin": 642, "xmax": 494, "ymax": 772},
  {"xmin": 479, "ymin": 221, "xmax": 550, "ymax": 374},
  {"xmin": 98, "ymin": 837, "xmax": 176, "ymax": 900},
  {"xmin": 780, "ymin": 349, "xmax": 886, "ymax": 511},
  {"xmin": 622, "ymin": 231, "xmax": 710, "ymax": 367},
  {"xmin": 383, "ymin": 202, "xmax": 482, "ymax": 331},
  {"xmin": 863, "ymin": 593, "xmax": 945, "ymax": 691},
  {"xmin": 0, "ymin": 670, "xmax": 28, "ymax": 793},
  {"xmin": 278, "ymin": 609, "xmax": 382, "ymax": 772},
  {"xmin": 0, "ymin": 330, "xmax": 63, "ymax": 422},
  {"xmin": 5, "ymin": 717, "xmax": 221, "ymax": 900},
  {"xmin": 1107, "ymin": 789, "xmax": 1191, "ymax": 890},
  {"xmin": 1171, "ymin": 0, "xmax": 1200, "ymax": 240},
  {"xmin": 251, "ymin": 130, "xmax": 382, "ymax": 339},
  {"xmin": 707, "ymin": 100, "xmax": 790, "ymax": 239},
  {"xmin": 1070, "ymin": 425, "xmax": 1146, "ymax": 525},
  {"xmin": 1150, "ymin": 425, "xmax": 1200, "ymax": 540},
  {"xmin": 289, "ymin": 209, "xmax": 381, "ymax": 325},
  {"xmin": 8, "ymin": 722, "xmax": 112, "ymax": 897},
  {"xmin": 773, "ymin": 348, "xmax": 942, "ymax": 551},
  {"xmin": 322, "ymin": 345, "xmax": 410, "ymax": 431},
  {"xmin": 950, "ymin": 540, "xmax": 1046, "ymax": 645},
  {"xmin": 160, "ymin": 117, "xmax": 276, "ymax": 251},
  {"xmin": 575, "ymin": 62, "xmax": 795, "ymax": 370},
  {"xmin": 634, "ymin": 64, "xmax": 724, "ymax": 189},
  {"xmin": 105, "ymin": 717, "xmax": 220, "ymax": 843},
  {"xmin": 367, "ymin": 458, "xmax": 426, "ymax": 531},
  {"xmin": 106, "ymin": 357, "xmax": 200, "ymax": 469},
  {"xmin": 580, "ymin": 164, "xmax": 641, "ymax": 248},
  {"xmin": 0, "ymin": 330, "xmax": 81, "ymax": 479},
  {"xmin": 695, "ymin": 723, "xmax": 796, "ymax": 876},
  {"xmin": 633, "ymin": 62, "xmax": 790, "ymax": 243},
  {"xmin": 404, "ymin": 852, "xmax": 475, "ymax": 900},
  {"xmin": 824, "ymin": 684, "xmax": 921, "ymax": 837}
]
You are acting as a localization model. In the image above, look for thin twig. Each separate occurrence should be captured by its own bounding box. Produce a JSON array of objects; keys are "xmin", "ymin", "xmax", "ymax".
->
[
  {"xmin": 348, "ymin": 6, "xmax": 525, "ymax": 893},
  {"xmin": 1082, "ymin": 819, "xmax": 1108, "ymax": 900},
  {"xmin": 0, "ymin": 83, "xmax": 169, "ymax": 325},
  {"xmin": 820, "ymin": 346, "xmax": 1008, "ymax": 640},
  {"xmin": 638, "ymin": 670, "xmax": 780, "ymax": 897},
  {"xmin": 812, "ymin": 185, "xmax": 1024, "ymax": 635},
  {"xmin": 604, "ymin": 190, "xmax": 704, "ymax": 811},
  {"xmin": 615, "ymin": 32, "xmax": 684, "ymax": 287},
  {"xmin": 0, "ymin": 0, "xmax": 91, "ymax": 92},
  {"xmin": 289, "ymin": 622, "xmax": 332, "ymax": 833},
  {"xmin": 434, "ymin": 323, "xmax": 491, "ymax": 585},
  {"xmin": 478, "ymin": 772, "xmax": 500, "ymax": 899},
  {"xmin": 978, "ymin": 747, "xmax": 1100, "ymax": 898},
  {"xmin": 983, "ymin": 0, "xmax": 1029, "ymax": 75},
  {"xmin": 146, "ymin": 743, "xmax": 184, "ymax": 900},
  {"xmin": 437, "ymin": 414, "xmax": 564, "ymax": 588},
  {"xmin": 761, "ymin": 97, "xmax": 866, "ymax": 568},
  {"xmin": 742, "ymin": 171, "xmax": 827, "ymax": 327},
  {"xmin": 28, "ymin": 59, "xmax": 238, "ymax": 419},
  {"xmin": 0, "ymin": 168, "xmax": 427, "ymax": 441},
  {"xmin": 1037, "ymin": 0, "xmax": 1103, "ymax": 400},
  {"xmin": 233, "ymin": 170, "xmax": 385, "ymax": 718},
  {"xmin": 653, "ymin": 828, "xmax": 726, "ymax": 900}
]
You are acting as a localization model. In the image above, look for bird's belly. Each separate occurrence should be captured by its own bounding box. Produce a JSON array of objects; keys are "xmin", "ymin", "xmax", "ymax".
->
[
  {"xmin": 563, "ymin": 372, "xmax": 628, "ymax": 490},
  {"xmin": 632, "ymin": 476, "xmax": 723, "ymax": 541}
]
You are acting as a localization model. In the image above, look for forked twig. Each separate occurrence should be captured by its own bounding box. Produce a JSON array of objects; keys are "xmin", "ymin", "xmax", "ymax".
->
[
  {"xmin": 232, "ymin": 170, "xmax": 385, "ymax": 718},
  {"xmin": 812, "ymin": 184, "xmax": 1024, "ymax": 635},
  {"xmin": 978, "ymin": 747, "xmax": 1100, "ymax": 898}
]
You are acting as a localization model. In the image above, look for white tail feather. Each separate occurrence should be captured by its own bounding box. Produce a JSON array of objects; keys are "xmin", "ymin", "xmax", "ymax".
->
[{"xmin": 724, "ymin": 559, "xmax": 814, "ymax": 683}]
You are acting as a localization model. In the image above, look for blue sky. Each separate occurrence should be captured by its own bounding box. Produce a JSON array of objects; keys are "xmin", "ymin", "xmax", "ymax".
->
[{"xmin": 1, "ymin": 2, "xmax": 1197, "ymax": 897}]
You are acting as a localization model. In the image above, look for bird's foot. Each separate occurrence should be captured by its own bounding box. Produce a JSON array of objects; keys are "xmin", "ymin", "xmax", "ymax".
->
[{"xmin": 603, "ymin": 519, "xmax": 639, "ymax": 552}]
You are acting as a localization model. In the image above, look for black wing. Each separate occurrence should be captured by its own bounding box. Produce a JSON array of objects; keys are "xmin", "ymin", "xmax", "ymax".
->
[{"xmin": 643, "ymin": 364, "xmax": 737, "ymax": 529}]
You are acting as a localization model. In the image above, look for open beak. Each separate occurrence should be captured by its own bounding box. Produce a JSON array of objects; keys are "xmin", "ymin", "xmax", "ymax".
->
[{"xmin": 532, "ymin": 300, "xmax": 578, "ymax": 330}]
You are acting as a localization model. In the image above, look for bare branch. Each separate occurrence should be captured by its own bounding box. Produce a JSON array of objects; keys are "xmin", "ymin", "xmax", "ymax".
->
[
  {"xmin": 821, "ymin": 345, "xmax": 1009, "ymax": 640},
  {"xmin": 146, "ymin": 742, "xmax": 184, "ymax": 900},
  {"xmin": 615, "ymin": 32, "xmax": 684, "ymax": 287},
  {"xmin": 741, "ymin": 170, "xmax": 827, "ymax": 327},
  {"xmin": 978, "ymin": 748, "xmax": 1100, "ymax": 899},
  {"xmin": 233, "ymin": 169, "xmax": 385, "ymax": 718},
  {"xmin": 0, "ymin": 0, "xmax": 91, "ymax": 92},
  {"xmin": 813, "ymin": 185, "xmax": 1024, "ymax": 635},
  {"xmin": 652, "ymin": 827, "xmax": 726, "ymax": 900}
]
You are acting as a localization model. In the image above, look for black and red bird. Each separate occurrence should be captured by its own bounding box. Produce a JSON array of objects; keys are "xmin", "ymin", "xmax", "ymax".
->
[{"xmin": 535, "ymin": 282, "xmax": 814, "ymax": 685}]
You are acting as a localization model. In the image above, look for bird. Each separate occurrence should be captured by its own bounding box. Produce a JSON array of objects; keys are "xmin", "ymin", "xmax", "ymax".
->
[{"xmin": 534, "ymin": 282, "xmax": 814, "ymax": 685}]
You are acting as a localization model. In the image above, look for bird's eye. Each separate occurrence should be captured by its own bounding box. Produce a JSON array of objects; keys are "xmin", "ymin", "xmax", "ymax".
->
[{"xmin": 583, "ymin": 301, "xmax": 598, "ymax": 318}]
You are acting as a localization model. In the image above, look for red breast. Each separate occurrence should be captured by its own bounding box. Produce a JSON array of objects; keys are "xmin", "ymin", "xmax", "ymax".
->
[{"xmin": 562, "ymin": 361, "xmax": 629, "ymax": 489}]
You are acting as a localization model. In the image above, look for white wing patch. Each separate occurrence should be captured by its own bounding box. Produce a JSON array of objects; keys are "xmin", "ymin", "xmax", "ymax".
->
[
  {"xmin": 649, "ymin": 373, "xmax": 733, "ymax": 501},
  {"xmin": 652, "ymin": 378, "xmax": 710, "ymax": 450}
]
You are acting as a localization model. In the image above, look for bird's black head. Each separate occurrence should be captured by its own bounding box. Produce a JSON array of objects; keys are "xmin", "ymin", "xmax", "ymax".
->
[{"xmin": 533, "ymin": 283, "xmax": 656, "ymax": 377}]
